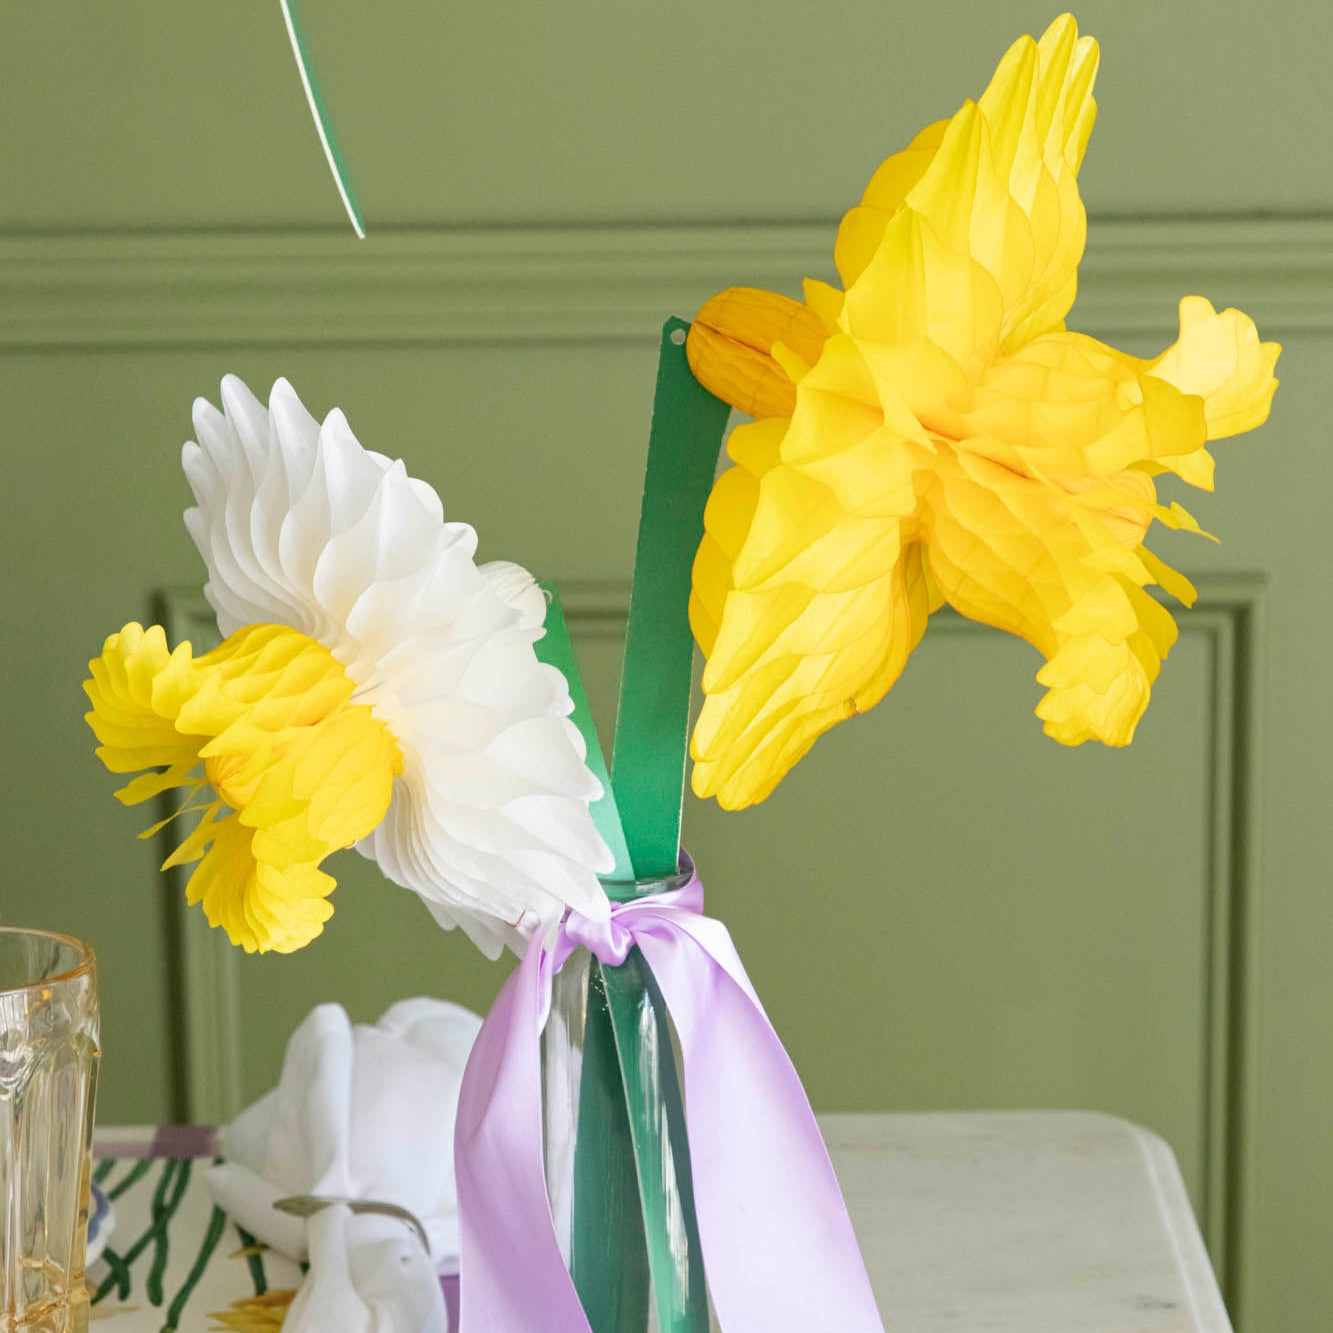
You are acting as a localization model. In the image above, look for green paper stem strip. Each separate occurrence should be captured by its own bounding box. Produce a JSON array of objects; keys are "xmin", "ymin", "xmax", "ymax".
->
[
  {"xmin": 601, "ymin": 950, "xmax": 709, "ymax": 1333},
  {"xmin": 531, "ymin": 580, "xmax": 655, "ymax": 1330},
  {"xmin": 533, "ymin": 579, "xmax": 707, "ymax": 1331},
  {"xmin": 535, "ymin": 583, "xmax": 633, "ymax": 881},
  {"xmin": 571, "ymin": 961, "xmax": 652, "ymax": 1333},
  {"xmin": 278, "ymin": 0, "xmax": 365, "ymax": 238},
  {"xmin": 611, "ymin": 319, "xmax": 732, "ymax": 880}
]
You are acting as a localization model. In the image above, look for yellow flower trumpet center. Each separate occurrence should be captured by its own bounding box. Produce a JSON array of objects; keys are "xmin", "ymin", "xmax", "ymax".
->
[
  {"xmin": 83, "ymin": 622, "xmax": 403, "ymax": 953},
  {"xmin": 686, "ymin": 287, "xmax": 831, "ymax": 421}
]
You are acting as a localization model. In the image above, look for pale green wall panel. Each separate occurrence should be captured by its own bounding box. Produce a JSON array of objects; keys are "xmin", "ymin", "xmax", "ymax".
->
[
  {"xmin": 676, "ymin": 627, "xmax": 1215, "ymax": 1171},
  {"xmin": 2, "ymin": 2, "xmax": 1329, "ymax": 231},
  {"xmin": 1220, "ymin": 341, "xmax": 1333, "ymax": 1328},
  {"xmin": 2, "ymin": 351, "xmax": 205, "ymax": 1124},
  {"xmin": 167, "ymin": 590, "xmax": 1223, "ymax": 1205},
  {"xmin": 2, "ymin": 244, "xmax": 1328, "ymax": 1333},
  {"xmin": 4, "ymin": 3, "xmax": 1332, "ymax": 1329},
  {"xmin": 0, "ymin": 337, "xmax": 663, "ymax": 1121}
]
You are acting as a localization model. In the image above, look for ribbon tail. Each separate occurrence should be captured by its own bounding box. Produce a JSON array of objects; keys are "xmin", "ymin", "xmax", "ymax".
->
[
  {"xmin": 454, "ymin": 938, "xmax": 592, "ymax": 1333},
  {"xmin": 636, "ymin": 926, "xmax": 885, "ymax": 1333}
]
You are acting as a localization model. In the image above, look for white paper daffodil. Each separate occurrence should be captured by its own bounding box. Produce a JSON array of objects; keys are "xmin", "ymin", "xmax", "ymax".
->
[{"xmin": 84, "ymin": 376, "xmax": 613, "ymax": 957}]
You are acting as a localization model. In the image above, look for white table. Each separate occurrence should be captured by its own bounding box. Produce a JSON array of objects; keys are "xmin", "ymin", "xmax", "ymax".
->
[
  {"xmin": 88, "ymin": 1111, "xmax": 1231, "ymax": 1330},
  {"xmin": 821, "ymin": 1111, "xmax": 1231, "ymax": 1333}
]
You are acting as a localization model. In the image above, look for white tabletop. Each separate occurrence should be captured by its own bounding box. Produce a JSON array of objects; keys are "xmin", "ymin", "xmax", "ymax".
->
[
  {"xmin": 820, "ymin": 1110, "xmax": 1232, "ymax": 1333},
  {"xmin": 87, "ymin": 1110, "xmax": 1230, "ymax": 1330}
]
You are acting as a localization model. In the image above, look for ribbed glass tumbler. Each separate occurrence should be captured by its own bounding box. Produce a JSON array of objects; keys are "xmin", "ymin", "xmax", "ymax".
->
[{"xmin": 0, "ymin": 929, "xmax": 100, "ymax": 1333}]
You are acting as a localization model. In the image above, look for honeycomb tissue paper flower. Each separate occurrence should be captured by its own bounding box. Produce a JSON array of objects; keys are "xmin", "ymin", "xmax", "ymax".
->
[
  {"xmin": 685, "ymin": 12, "xmax": 1280, "ymax": 810},
  {"xmin": 84, "ymin": 376, "xmax": 613, "ymax": 956}
]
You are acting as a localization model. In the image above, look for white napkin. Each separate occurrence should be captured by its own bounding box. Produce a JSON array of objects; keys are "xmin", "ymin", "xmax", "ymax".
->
[{"xmin": 206, "ymin": 998, "xmax": 482, "ymax": 1333}]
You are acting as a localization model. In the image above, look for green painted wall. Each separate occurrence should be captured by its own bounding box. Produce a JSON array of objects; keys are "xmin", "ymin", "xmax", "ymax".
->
[{"xmin": 3, "ymin": 4, "xmax": 1330, "ymax": 1330}]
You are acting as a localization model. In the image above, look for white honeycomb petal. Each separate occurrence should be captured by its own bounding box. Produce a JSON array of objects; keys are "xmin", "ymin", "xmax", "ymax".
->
[
  {"xmin": 479, "ymin": 560, "xmax": 548, "ymax": 629},
  {"xmin": 182, "ymin": 375, "xmax": 614, "ymax": 955}
]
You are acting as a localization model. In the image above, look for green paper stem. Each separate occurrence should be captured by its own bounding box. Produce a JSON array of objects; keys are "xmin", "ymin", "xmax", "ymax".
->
[
  {"xmin": 536, "ymin": 589, "xmax": 646, "ymax": 1329},
  {"xmin": 601, "ymin": 948, "xmax": 709, "ymax": 1332},
  {"xmin": 279, "ymin": 0, "xmax": 365, "ymax": 238},
  {"xmin": 611, "ymin": 318, "xmax": 732, "ymax": 879},
  {"xmin": 533, "ymin": 577, "xmax": 708, "ymax": 1331},
  {"xmin": 535, "ymin": 583, "xmax": 633, "ymax": 880},
  {"xmin": 571, "ymin": 962, "xmax": 652, "ymax": 1333}
]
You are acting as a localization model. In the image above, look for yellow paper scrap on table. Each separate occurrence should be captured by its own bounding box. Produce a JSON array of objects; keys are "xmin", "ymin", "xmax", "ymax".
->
[
  {"xmin": 209, "ymin": 1290, "xmax": 298, "ymax": 1332},
  {"xmin": 686, "ymin": 13, "xmax": 1280, "ymax": 810}
]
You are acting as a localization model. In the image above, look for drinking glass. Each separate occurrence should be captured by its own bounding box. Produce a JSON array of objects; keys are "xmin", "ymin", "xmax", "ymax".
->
[{"xmin": 0, "ymin": 929, "xmax": 100, "ymax": 1333}]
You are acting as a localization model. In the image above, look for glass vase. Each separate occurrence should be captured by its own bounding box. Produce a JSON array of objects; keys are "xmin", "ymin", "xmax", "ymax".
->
[
  {"xmin": 542, "ymin": 869, "xmax": 709, "ymax": 1333},
  {"xmin": 0, "ymin": 929, "xmax": 100, "ymax": 1333}
]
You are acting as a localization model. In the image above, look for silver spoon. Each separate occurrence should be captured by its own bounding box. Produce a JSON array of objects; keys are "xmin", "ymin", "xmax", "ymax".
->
[{"xmin": 272, "ymin": 1194, "xmax": 430, "ymax": 1253}]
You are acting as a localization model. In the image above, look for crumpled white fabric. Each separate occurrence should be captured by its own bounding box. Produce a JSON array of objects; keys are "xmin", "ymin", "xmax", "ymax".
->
[
  {"xmin": 182, "ymin": 374, "xmax": 613, "ymax": 957},
  {"xmin": 206, "ymin": 998, "xmax": 482, "ymax": 1333}
]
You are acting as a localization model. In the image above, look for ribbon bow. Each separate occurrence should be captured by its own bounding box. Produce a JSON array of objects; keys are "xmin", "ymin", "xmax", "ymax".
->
[{"xmin": 454, "ymin": 859, "xmax": 884, "ymax": 1332}]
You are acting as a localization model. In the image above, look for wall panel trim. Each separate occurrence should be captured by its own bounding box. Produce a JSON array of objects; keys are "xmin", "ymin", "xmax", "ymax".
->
[
  {"xmin": 3, "ymin": 216, "xmax": 1330, "ymax": 350},
  {"xmin": 162, "ymin": 575, "xmax": 1264, "ymax": 1306}
]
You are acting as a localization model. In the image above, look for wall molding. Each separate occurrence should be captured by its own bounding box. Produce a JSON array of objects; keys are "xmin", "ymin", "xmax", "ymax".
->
[
  {"xmin": 161, "ymin": 575, "xmax": 1264, "ymax": 1301},
  {"xmin": 3, "ymin": 216, "xmax": 1330, "ymax": 350},
  {"xmin": 156, "ymin": 592, "xmax": 243, "ymax": 1122}
]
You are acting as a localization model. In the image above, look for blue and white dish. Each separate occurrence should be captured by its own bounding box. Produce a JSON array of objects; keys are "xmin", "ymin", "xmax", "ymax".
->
[{"xmin": 86, "ymin": 1182, "xmax": 114, "ymax": 1266}]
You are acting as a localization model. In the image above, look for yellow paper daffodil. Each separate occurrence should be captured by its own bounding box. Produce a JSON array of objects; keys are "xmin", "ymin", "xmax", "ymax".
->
[
  {"xmin": 86, "ymin": 621, "xmax": 402, "ymax": 954},
  {"xmin": 85, "ymin": 377, "xmax": 613, "ymax": 956},
  {"xmin": 686, "ymin": 14, "xmax": 1280, "ymax": 810}
]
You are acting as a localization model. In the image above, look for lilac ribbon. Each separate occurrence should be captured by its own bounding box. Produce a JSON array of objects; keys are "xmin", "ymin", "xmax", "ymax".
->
[{"xmin": 454, "ymin": 861, "xmax": 884, "ymax": 1332}]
